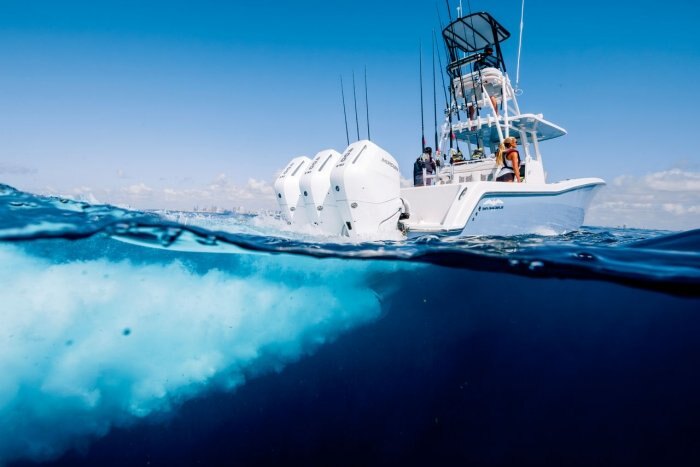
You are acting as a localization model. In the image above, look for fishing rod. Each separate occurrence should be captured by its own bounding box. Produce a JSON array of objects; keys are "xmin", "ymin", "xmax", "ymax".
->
[
  {"xmin": 352, "ymin": 71, "xmax": 360, "ymax": 141},
  {"xmin": 445, "ymin": 0, "xmax": 479, "ymax": 127},
  {"xmin": 445, "ymin": 0, "xmax": 453, "ymax": 22},
  {"xmin": 364, "ymin": 67, "xmax": 371, "ymax": 141},
  {"xmin": 466, "ymin": 0, "xmax": 483, "ymax": 120},
  {"xmin": 444, "ymin": 0, "xmax": 472, "ymax": 147},
  {"xmin": 465, "ymin": 0, "xmax": 500, "ymax": 147},
  {"xmin": 432, "ymin": 32, "xmax": 438, "ymax": 157},
  {"xmin": 340, "ymin": 76, "xmax": 350, "ymax": 146},
  {"xmin": 419, "ymin": 41, "xmax": 426, "ymax": 151},
  {"xmin": 452, "ymin": 29, "xmax": 474, "ymax": 133},
  {"xmin": 433, "ymin": 29, "xmax": 456, "ymax": 151},
  {"xmin": 435, "ymin": 4, "xmax": 460, "ymax": 151}
]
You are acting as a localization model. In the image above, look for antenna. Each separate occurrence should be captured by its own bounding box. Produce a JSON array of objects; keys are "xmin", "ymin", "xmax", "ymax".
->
[
  {"xmin": 340, "ymin": 76, "xmax": 350, "ymax": 146},
  {"xmin": 364, "ymin": 67, "xmax": 371, "ymax": 140},
  {"xmin": 419, "ymin": 42, "xmax": 425, "ymax": 151},
  {"xmin": 352, "ymin": 71, "xmax": 360, "ymax": 141},
  {"xmin": 515, "ymin": 0, "xmax": 526, "ymax": 92}
]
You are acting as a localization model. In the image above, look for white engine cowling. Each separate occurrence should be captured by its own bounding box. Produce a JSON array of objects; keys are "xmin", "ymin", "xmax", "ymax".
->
[
  {"xmin": 274, "ymin": 156, "xmax": 311, "ymax": 225},
  {"xmin": 299, "ymin": 149, "xmax": 343, "ymax": 235},
  {"xmin": 330, "ymin": 140, "xmax": 402, "ymax": 237}
]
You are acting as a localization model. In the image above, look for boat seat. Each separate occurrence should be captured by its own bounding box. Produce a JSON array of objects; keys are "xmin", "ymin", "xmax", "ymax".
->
[{"xmin": 452, "ymin": 67, "xmax": 505, "ymax": 102}]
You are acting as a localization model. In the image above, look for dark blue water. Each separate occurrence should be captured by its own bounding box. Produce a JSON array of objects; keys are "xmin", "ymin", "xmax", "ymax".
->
[{"xmin": 1, "ymin": 184, "xmax": 699, "ymax": 466}]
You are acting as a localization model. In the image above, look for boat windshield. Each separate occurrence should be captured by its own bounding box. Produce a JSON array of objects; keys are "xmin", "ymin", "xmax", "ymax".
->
[{"xmin": 442, "ymin": 12, "xmax": 510, "ymax": 53}]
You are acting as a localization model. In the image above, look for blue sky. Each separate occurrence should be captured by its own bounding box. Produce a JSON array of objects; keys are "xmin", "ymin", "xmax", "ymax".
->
[{"xmin": 0, "ymin": 0, "xmax": 699, "ymax": 227}]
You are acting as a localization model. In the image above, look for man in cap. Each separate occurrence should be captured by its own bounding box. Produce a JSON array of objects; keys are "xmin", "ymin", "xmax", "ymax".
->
[
  {"xmin": 474, "ymin": 46, "xmax": 499, "ymax": 71},
  {"xmin": 413, "ymin": 147, "xmax": 437, "ymax": 186}
]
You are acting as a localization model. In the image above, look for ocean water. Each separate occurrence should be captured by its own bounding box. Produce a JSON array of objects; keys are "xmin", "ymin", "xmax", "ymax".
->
[{"xmin": 1, "ymin": 183, "xmax": 699, "ymax": 466}]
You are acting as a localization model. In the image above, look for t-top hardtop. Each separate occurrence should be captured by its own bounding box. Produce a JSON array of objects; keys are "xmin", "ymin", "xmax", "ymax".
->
[{"xmin": 442, "ymin": 11, "xmax": 511, "ymax": 53}]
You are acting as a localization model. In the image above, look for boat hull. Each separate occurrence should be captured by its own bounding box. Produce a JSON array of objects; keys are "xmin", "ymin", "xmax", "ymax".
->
[{"xmin": 402, "ymin": 178, "xmax": 605, "ymax": 238}]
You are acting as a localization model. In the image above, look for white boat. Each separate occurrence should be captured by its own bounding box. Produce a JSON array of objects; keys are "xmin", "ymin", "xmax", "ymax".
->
[{"xmin": 273, "ymin": 12, "xmax": 604, "ymax": 239}]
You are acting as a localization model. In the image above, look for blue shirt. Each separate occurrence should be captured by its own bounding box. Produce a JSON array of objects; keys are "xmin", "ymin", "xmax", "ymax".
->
[{"xmin": 474, "ymin": 53, "xmax": 499, "ymax": 71}]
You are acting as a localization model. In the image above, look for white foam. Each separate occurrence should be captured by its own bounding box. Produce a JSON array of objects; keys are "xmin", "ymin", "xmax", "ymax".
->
[
  {"xmin": 531, "ymin": 226, "xmax": 560, "ymax": 236},
  {"xmin": 164, "ymin": 212, "xmax": 406, "ymax": 244},
  {"xmin": 0, "ymin": 244, "xmax": 394, "ymax": 463}
]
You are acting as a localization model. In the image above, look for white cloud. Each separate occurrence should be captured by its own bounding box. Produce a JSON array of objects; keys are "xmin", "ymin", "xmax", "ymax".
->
[
  {"xmin": 48, "ymin": 175, "xmax": 277, "ymax": 211},
  {"xmin": 122, "ymin": 183, "xmax": 154, "ymax": 196},
  {"xmin": 662, "ymin": 203, "xmax": 700, "ymax": 216},
  {"xmin": 587, "ymin": 169, "xmax": 700, "ymax": 231},
  {"xmin": 645, "ymin": 169, "xmax": 700, "ymax": 192}
]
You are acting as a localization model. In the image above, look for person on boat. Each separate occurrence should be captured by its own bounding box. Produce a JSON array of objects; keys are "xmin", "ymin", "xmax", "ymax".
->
[
  {"xmin": 474, "ymin": 46, "xmax": 499, "ymax": 71},
  {"xmin": 495, "ymin": 137, "xmax": 523, "ymax": 183},
  {"xmin": 469, "ymin": 46, "xmax": 500, "ymax": 122},
  {"xmin": 470, "ymin": 147, "xmax": 485, "ymax": 160},
  {"xmin": 413, "ymin": 147, "xmax": 436, "ymax": 186},
  {"xmin": 449, "ymin": 148, "xmax": 465, "ymax": 164}
]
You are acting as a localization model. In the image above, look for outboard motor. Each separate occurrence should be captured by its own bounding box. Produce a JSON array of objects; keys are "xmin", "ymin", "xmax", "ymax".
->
[
  {"xmin": 274, "ymin": 156, "xmax": 311, "ymax": 225},
  {"xmin": 330, "ymin": 140, "xmax": 403, "ymax": 237},
  {"xmin": 299, "ymin": 149, "xmax": 343, "ymax": 235}
]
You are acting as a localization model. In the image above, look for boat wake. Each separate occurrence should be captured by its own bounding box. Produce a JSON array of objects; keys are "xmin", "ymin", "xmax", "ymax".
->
[{"xmin": 0, "ymin": 188, "xmax": 411, "ymax": 464}]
